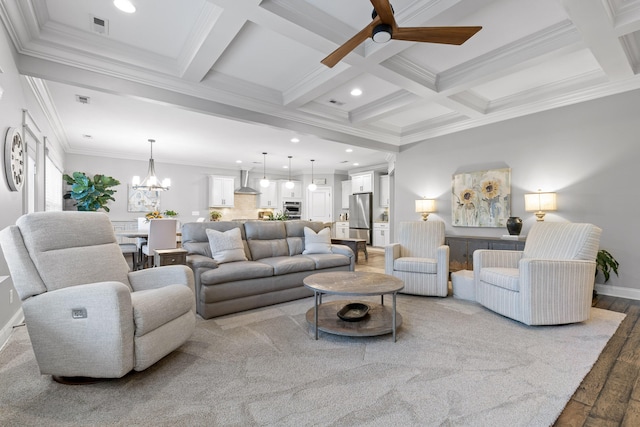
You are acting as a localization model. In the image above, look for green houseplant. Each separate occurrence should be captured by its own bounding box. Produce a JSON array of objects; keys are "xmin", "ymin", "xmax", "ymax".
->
[
  {"xmin": 210, "ymin": 210, "xmax": 222, "ymax": 221},
  {"xmin": 63, "ymin": 171, "xmax": 120, "ymax": 212},
  {"xmin": 596, "ymin": 249, "xmax": 619, "ymax": 283}
]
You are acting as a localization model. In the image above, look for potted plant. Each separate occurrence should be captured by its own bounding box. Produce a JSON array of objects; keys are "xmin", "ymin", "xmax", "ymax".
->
[
  {"xmin": 594, "ymin": 249, "xmax": 619, "ymax": 299},
  {"xmin": 63, "ymin": 171, "xmax": 120, "ymax": 212},
  {"xmin": 596, "ymin": 249, "xmax": 619, "ymax": 283},
  {"xmin": 210, "ymin": 210, "xmax": 222, "ymax": 221},
  {"xmin": 163, "ymin": 210, "xmax": 178, "ymax": 218}
]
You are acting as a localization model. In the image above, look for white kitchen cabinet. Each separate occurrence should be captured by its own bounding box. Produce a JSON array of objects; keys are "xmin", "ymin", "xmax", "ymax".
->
[
  {"xmin": 335, "ymin": 221, "xmax": 350, "ymax": 239},
  {"xmin": 379, "ymin": 175, "xmax": 390, "ymax": 207},
  {"xmin": 351, "ymin": 172, "xmax": 373, "ymax": 193},
  {"xmin": 256, "ymin": 180, "xmax": 278, "ymax": 208},
  {"xmin": 341, "ymin": 180, "xmax": 351, "ymax": 209},
  {"xmin": 209, "ymin": 175, "xmax": 235, "ymax": 207},
  {"xmin": 280, "ymin": 180, "xmax": 302, "ymax": 200},
  {"xmin": 373, "ymin": 222, "xmax": 390, "ymax": 247}
]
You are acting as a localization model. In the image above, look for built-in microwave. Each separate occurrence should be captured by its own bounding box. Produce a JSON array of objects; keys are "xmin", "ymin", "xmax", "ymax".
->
[{"xmin": 283, "ymin": 201, "xmax": 301, "ymax": 219}]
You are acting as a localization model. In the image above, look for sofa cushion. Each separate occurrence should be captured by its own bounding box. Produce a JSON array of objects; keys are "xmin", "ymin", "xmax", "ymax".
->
[
  {"xmin": 248, "ymin": 239, "xmax": 289, "ymax": 261},
  {"xmin": 303, "ymin": 253, "xmax": 351, "ymax": 269},
  {"xmin": 182, "ymin": 241, "xmax": 212, "ymax": 258},
  {"xmin": 256, "ymin": 255, "xmax": 316, "ymax": 275},
  {"xmin": 394, "ymin": 257, "xmax": 438, "ymax": 274},
  {"xmin": 480, "ymin": 267, "xmax": 520, "ymax": 292},
  {"xmin": 206, "ymin": 228, "xmax": 248, "ymax": 264},
  {"xmin": 287, "ymin": 237, "xmax": 304, "ymax": 256},
  {"xmin": 199, "ymin": 260, "xmax": 274, "ymax": 286},
  {"xmin": 303, "ymin": 227, "xmax": 332, "ymax": 254}
]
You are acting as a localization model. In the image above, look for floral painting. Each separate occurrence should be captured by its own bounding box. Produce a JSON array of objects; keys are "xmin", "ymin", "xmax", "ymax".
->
[
  {"xmin": 452, "ymin": 168, "xmax": 511, "ymax": 227},
  {"xmin": 127, "ymin": 185, "xmax": 160, "ymax": 212}
]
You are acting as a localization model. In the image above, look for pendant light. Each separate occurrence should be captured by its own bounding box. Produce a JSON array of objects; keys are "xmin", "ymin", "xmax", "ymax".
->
[
  {"xmin": 132, "ymin": 139, "xmax": 170, "ymax": 191},
  {"xmin": 285, "ymin": 156, "xmax": 295, "ymax": 189},
  {"xmin": 307, "ymin": 159, "xmax": 317, "ymax": 191},
  {"xmin": 260, "ymin": 152, "xmax": 270, "ymax": 188}
]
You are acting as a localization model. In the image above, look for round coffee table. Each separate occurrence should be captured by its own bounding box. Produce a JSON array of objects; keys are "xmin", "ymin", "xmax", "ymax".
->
[{"xmin": 303, "ymin": 271, "xmax": 404, "ymax": 342}]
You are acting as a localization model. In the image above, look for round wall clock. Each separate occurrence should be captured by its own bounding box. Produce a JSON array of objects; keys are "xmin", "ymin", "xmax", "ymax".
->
[{"xmin": 4, "ymin": 127, "xmax": 25, "ymax": 192}]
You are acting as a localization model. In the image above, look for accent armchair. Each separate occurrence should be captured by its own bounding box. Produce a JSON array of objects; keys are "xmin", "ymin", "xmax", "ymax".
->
[
  {"xmin": 473, "ymin": 222, "xmax": 602, "ymax": 325},
  {"xmin": 0, "ymin": 211, "xmax": 196, "ymax": 381},
  {"xmin": 385, "ymin": 221, "xmax": 449, "ymax": 296}
]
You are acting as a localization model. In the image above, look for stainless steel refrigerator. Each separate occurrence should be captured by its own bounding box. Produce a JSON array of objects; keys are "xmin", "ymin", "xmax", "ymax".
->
[{"xmin": 349, "ymin": 192, "xmax": 372, "ymax": 244}]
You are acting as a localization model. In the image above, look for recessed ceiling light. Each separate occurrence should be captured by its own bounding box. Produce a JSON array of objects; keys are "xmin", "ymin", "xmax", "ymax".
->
[
  {"xmin": 283, "ymin": 165, "xmax": 288, "ymax": 169},
  {"xmin": 350, "ymin": 88, "xmax": 363, "ymax": 97},
  {"xmin": 113, "ymin": 0, "xmax": 136, "ymax": 13},
  {"xmin": 291, "ymin": 137, "xmax": 300, "ymax": 143},
  {"xmin": 353, "ymin": 163, "xmax": 360, "ymax": 166},
  {"xmin": 345, "ymin": 148, "xmax": 353, "ymax": 153},
  {"xmin": 235, "ymin": 160, "xmax": 242, "ymax": 164}
]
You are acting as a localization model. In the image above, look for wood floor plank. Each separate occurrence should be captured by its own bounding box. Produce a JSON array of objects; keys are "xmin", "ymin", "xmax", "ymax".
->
[
  {"xmin": 571, "ymin": 334, "xmax": 627, "ymax": 406},
  {"xmin": 555, "ymin": 400, "xmax": 591, "ymax": 426},
  {"xmin": 621, "ymin": 397, "xmax": 640, "ymax": 426},
  {"xmin": 590, "ymin": 359, "xmax": 639, "ymax": 423}
]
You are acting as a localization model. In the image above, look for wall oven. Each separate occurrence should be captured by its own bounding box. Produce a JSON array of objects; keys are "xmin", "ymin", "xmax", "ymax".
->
[{"xmin": 283, "ymin": 201, "xmax": 301, "ymax": 220}]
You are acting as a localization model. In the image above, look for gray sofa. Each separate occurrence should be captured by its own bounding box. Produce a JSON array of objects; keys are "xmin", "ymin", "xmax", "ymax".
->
[{"xmin": 181, "ymin": 220, "xmax": 355, "ymax": 319}]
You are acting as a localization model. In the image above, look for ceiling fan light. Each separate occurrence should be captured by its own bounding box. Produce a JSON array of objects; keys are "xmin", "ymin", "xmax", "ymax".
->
[{"xmin": 372, "ymin": 24, "xmax": 392, "ymax": 43}]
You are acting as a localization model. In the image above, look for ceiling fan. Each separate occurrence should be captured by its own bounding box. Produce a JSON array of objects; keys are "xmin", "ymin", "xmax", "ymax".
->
[{"xmin": 321, "ymin": 0, "xmax": 482, "ymax": 68}]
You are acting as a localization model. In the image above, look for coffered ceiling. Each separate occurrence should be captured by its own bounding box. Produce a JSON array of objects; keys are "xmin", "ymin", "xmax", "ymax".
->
[{"xmin": 2, "ymin": 0, "xmax": 640, "ymax": 173}]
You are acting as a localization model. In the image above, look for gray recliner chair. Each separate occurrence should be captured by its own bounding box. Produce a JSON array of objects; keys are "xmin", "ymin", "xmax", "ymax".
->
[{"xmin": 0, "ymin": 211, "xmax": 196, "ymax": 381}]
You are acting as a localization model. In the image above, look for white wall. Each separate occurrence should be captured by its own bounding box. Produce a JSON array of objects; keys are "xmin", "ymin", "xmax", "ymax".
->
[
  {"xmin": 0, "ymin": 26, "xmax": 66, "ymax": 341},
  {"xmin": 394, "ymin": 89, "xmax": 640, "ymax": 295}
]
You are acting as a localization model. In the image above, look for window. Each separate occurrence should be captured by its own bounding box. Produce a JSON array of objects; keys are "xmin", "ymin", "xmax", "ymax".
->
[{"xmin": 45, "ymin": 154, "xmax": 63, "ymax": 211}]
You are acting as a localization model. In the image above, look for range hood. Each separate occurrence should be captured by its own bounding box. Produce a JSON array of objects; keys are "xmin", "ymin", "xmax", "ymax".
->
[{"xmin": 235, "ymin": 170, "xmax": 260, "ymax": 195}]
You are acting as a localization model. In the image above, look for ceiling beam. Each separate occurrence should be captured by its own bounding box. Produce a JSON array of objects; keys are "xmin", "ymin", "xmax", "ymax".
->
[{"xmin": 561, "ymin": 0, "xmax": 634, "ymax": 80}]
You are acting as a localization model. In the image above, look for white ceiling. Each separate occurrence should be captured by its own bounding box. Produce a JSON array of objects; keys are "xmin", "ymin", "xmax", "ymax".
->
[{"xmin": 3, "ymin": 0, "xmax": 640, "ymax": 174}]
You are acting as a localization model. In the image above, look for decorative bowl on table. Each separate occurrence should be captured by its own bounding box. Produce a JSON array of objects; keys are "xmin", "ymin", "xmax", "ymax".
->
[{"xmin": 337, "ymin": 303, "xmax": 370, "ymax": 322}]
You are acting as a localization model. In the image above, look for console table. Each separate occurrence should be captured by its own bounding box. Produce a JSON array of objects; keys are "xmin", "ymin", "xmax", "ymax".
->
[{"xmin": 446, "ymin": 235, "xmax": 525, "ymax": 272}]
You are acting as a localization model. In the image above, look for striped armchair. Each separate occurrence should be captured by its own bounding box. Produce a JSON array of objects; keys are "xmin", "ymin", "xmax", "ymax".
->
[
  {"xmin": 385, "ymin": 221, "xmax": 449, "ymax": 296},
  {"xmin": 473, "ymin": 222, "xmax": 602, "ymax": 325}
]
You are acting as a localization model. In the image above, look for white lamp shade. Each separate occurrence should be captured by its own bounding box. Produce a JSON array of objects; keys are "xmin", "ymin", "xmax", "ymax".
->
[
  {"xmin": 525, "ymin": 192, "xmax": 557, "ymax": 212},
  {"xmin": 415, "ymin": 199, "xmax": 436, "ymax": 213},
  {"xmin": 260, "ymin": 178, "xmax": 270, "ymax": 188},
  {"xmin": 308, "ymin": 182, "xmax": 317, "ymax": 191},
  {"xmin": 285, "ymin": 180, "xmax": 295, "ymax": 189}
]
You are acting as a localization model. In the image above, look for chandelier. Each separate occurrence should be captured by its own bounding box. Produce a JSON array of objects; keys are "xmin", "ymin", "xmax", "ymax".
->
[{"xmin": 132, "ymin": 139, "xmax": 170, "ymax": 191}]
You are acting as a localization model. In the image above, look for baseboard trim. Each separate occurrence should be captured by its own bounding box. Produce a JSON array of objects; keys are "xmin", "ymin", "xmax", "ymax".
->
[
  {"xmin": 0, "ymin": 308, "xmax": 25, "ymax": 352},
  {"xmin": 595, "ymin": 284, "xmax": 640, "ymax": 301}
]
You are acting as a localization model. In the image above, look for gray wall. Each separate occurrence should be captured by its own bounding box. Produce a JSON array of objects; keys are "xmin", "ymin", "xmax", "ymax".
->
[{"xmin": 394, "ymin": 89, "xmax": 640, "ymax": 295}]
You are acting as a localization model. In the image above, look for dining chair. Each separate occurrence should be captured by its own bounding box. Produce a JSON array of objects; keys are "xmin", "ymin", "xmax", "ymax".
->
[{"xmin": 141, "ymin": 219, "xmax": 178, "ymax": 268}]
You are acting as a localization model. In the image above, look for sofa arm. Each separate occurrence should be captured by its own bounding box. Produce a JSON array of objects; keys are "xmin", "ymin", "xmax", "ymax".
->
[
  {"xmin": 519, "ymin": 258, "xmax": 597, "ymax": 324},
  {"xmin": 331, "ymin": 244, "xmax": 355, "ymax": 271},
  {"xmin": 473, "ymin": 249, "xmax": 522, "ymax": 270},
  {"xmin": 22, "ymin": 281, "xmax": 135, "ymax": 378},
  {"xmin": 187, "ymin": 254, "xmax": 218, "ymax": 270},
  {"xmin": 436, "ymin": 244, "xmax": 450, "ymax": 280},
  {"xmin": 385, "ymin": 243, "xmax": 401, "ymax": 274},
  {"xmin": 128, "ymin": 265, "xmax": 194, "ymax": 293}
]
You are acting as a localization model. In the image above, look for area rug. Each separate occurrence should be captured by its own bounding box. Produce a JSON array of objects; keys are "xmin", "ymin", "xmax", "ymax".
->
[{"xmin": 0, "ymin": 295, "xmax": 625, "ymax": 426}]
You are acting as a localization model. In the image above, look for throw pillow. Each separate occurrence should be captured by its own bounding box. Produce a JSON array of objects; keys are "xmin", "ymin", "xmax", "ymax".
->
[
  {"xmin": 302, "ymin": 226, "xmax": 332, "ymax": 254},
  {"xmin": 205, "ymin": 227, "xmax": 247, "ymax": 264}
]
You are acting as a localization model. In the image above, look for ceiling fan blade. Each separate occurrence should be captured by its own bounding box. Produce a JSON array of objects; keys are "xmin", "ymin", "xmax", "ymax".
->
[
  {"xmin": 321, "ymin": 20, "xmax": 379, "ymax": 68},
  {"xmin": 392, "ymin": 26, "xmax": 482, "ymax": 45},
  {"xmin": 370, "ymin": 0, "xmax": 397, "ymax": 28}
]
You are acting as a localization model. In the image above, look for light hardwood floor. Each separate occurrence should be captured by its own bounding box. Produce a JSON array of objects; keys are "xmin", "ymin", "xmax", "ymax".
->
[{"xmin": 357, "ymin": 247, "xmax": 639, "ymax": 426}]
